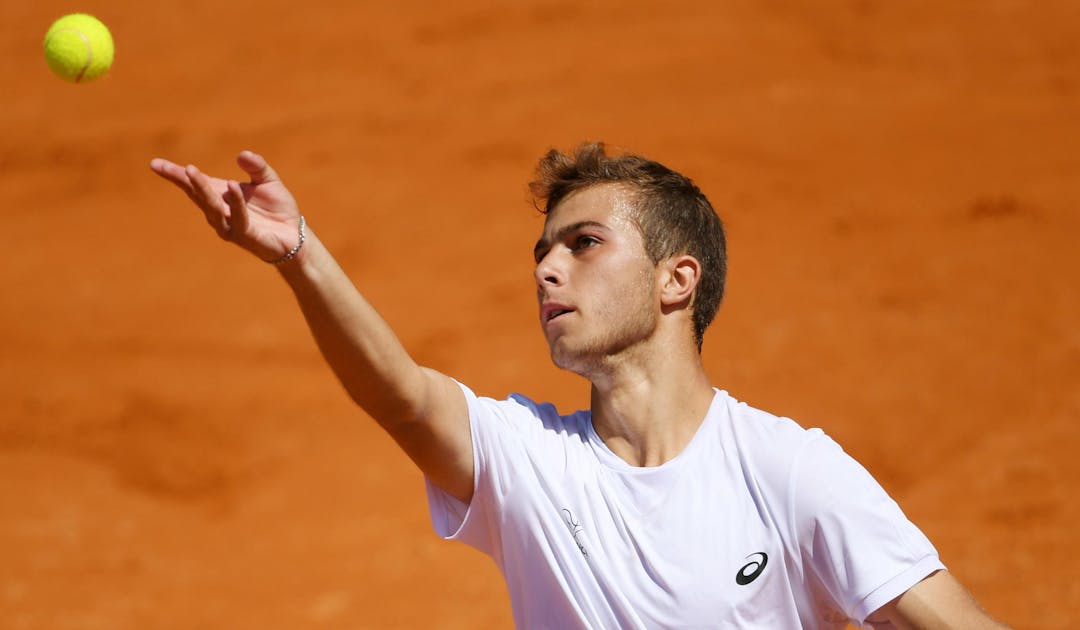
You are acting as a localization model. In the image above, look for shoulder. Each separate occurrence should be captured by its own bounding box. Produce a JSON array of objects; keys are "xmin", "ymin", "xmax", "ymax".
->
[
  {"xmin": 720, "ymin": 394, "xmax": 925, "ymax": 540},
  {"xmin": 717, "ymin": 391, "xmax": 828, "ymax": 472},
  {"xmin": 457, "ymin": 381, "xmax": 591, "ymax": 442},
  {"xmin": 722, "ymin": 392, "xmax": 818, "ymax": 440},
  {"xmin": 718, "ymin": 392, "xmax": 879, "ymax": 494},
  {"xmin": 714, "ymin": 391, "xmax": 886, "ymax": 524}
]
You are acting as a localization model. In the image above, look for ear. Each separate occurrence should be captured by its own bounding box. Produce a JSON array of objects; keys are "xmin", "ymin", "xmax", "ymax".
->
[{"xmin": 659, "ymin": 254, "xmax": 701, "ymax": 308}]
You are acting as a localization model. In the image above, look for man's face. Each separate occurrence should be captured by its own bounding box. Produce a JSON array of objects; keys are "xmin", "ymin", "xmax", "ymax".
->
[{"xmin": 533, "ymin": 184, "xmax": 660, "ymax": 374}]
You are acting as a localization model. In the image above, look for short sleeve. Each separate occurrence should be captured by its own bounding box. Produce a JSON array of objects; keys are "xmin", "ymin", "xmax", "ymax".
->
[
  {"xmin": 790, "ymin": 435, "xmax": 946, "ymax": 624},
  {"xmin": 424, "ymin": 382, "xmax": 571, "ymax": 559},
  {"xmin": 425, "ymin": 381, "xmax": 500, "ymax": 554}
]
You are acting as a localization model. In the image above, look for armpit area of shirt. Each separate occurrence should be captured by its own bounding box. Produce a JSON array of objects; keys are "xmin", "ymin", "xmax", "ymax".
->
[{"xmin": 425, "ymin": 477, "xmax": 471, "ymax": 538}]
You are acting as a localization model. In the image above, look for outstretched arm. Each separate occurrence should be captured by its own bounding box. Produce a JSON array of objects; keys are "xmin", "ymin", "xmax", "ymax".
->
[
  {"xmin": 868, "ymin": 570, "xmax": 1012, "ymax": 629},
  {"xmin": 150, "ymin": 151, "xmax": 473, "ymax": 502}
]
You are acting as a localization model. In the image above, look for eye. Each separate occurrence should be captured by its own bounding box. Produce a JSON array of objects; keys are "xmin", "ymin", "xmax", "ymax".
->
[{"xmin": 573, "ymin": 235, "xmax": 601, "ymax": 251}]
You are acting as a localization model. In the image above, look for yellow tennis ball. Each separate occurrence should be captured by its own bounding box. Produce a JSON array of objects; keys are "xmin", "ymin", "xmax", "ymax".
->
[{"xmin": 43, "ymin": 14, "xmax": 114, "ymax": 83}]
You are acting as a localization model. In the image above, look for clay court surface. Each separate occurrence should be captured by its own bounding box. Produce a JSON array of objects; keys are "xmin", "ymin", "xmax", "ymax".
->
[{"xmin": 2, "ymin": 1, "xmax": 1077, "ymax": 627}]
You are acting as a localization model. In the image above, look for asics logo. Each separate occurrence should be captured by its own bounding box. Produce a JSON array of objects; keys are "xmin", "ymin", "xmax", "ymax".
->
[{"xmin": 735, "ymin": 552, "xmax": 768, "ymax": 585}]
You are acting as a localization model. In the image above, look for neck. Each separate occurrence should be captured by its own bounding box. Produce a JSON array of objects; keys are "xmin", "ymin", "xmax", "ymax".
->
[{"xmin": 587, "ymin": 341, "xmax": 715, "ymax": 468}]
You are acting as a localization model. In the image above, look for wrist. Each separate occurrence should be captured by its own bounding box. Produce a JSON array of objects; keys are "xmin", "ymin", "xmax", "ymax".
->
[{"xmin": 269, "ymin": 216, "xmax": 306, "ymax": 265}]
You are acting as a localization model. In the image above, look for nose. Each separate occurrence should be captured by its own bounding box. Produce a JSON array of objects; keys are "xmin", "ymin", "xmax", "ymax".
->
[{"xmin": 533, "ymin": 248, "xmax": 565, "ymax": 289}]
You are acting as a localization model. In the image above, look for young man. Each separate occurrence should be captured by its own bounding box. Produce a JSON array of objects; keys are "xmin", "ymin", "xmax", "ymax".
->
[{"xmin": 151, "ymin": 143, "xmax": 1008, "ymax": 628}]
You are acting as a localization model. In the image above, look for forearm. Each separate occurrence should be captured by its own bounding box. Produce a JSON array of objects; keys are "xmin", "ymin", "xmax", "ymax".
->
[
  {"xmin": 151, "ymin": 154, "xmax": 472, "ymax": 497},
  {"xmin": 275, "ymin": 228, "xmax": 428, "ymax": 426},
  {"xmin": 873, "ymin": 571, "xmax": 1012, "ymax": 630}
]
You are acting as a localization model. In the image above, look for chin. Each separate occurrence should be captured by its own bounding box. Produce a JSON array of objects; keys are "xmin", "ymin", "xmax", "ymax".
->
[
  {"xmin": 548, "ymin": 341, "xmax": 602, "ymax": 377},
  {"xmin": 548, "ymin": 346, "xmax": 576, "ymax": 371},
  {"xmin": 548, "ymin": 339, "xmax": 577, "ymax": 368}
]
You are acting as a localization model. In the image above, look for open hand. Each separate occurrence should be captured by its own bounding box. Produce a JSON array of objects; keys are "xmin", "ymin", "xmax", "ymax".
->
[{"xmin": 150, "ymin": 150, "xmax": 303, "ymax": 263}]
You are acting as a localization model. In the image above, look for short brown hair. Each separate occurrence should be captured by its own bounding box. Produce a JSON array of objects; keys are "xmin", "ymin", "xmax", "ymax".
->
[{"xmin": 529, "ymin": 142, "xmax": 727, "ymax": 349}]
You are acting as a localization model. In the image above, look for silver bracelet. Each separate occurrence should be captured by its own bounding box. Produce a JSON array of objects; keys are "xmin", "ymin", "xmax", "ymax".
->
[{"xmin": 271, "ymin": 216, "xmax": 306, "ymax": 265}]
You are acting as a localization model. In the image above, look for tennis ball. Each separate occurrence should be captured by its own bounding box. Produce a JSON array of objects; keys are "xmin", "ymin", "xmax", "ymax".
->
[{"xmin": 43, "ymin": 13, "xmax": 114, "ymax": 83}]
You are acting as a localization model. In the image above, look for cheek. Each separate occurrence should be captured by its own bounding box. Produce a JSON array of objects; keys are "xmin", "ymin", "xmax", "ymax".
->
[{"xmin": 595, "ymin": 268, "xmax": 657, "ymax": 316}]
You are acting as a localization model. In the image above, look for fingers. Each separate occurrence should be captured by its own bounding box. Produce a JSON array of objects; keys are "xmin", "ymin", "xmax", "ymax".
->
[
  {"xmin": 224, "ymin": 180, "xmax": 249, "ymax": 240},
  {"xmin": 150, "ymin": 158, "xmax": 211, "ymax": 216},
  {"xmin": 185, "ymin": 164, "xmax": 231, "ymax": 237},
  {"xmin": 149, "ymin": 158, "xmax": 193, "ymax": 189},
  {"xmin": 236, "ymin": 150, "xmax": 280, "ymax": 185},
  {"xmin": 150, "ymin": 153, "xmax": 270, "ymax": 243}
]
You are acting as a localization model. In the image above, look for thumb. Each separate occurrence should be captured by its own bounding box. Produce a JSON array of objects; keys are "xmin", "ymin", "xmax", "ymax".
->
[{"xmin": 236, "ymin": 150, "xmax": 281, "ymax": 185}]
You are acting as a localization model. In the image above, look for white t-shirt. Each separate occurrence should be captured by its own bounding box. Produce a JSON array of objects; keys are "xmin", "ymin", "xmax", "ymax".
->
[{"xmin": 426, "ymin": 384, "xmax": 944, "ymax": 629}]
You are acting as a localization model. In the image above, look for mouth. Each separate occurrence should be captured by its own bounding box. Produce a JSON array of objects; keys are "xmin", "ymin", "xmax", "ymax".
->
[{"xmin": 541, "ymin": 303, "xmax": 575, "ymax": 324}]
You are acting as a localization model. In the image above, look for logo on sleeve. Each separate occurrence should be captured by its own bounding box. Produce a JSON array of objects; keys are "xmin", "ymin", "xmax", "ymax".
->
[{"xmin": 735, "ymin": 552, "xmax": 768, "ymax": 585}]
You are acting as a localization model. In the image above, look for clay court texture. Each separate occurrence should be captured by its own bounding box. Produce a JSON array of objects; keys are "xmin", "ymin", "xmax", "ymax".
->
[{"xmin": 2, "ymin": 1, "xmax": 1077, "ymax": 628}]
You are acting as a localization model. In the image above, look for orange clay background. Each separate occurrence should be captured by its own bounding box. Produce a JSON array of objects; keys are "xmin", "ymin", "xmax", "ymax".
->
[{"xmin": 2, "ymin": 2, "xmax": 1078, "ymax": 628}]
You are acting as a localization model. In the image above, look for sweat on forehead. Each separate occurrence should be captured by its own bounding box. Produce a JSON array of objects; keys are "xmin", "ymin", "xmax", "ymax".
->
[
  {"xmin": 543, "ymin": 183, "xmax": 641, "ymax": 225},
  {"xmin": 543, "ymin": 185, "xmax": 641, "ymax": 229},
  {"xmin": 533, "ymin": 186, "xmax": 643, "ymax": 260}
]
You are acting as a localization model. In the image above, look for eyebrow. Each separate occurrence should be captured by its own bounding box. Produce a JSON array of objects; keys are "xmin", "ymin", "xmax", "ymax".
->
[{"xmin": 533, "ymin": 220, "xmax": 608, "ymax": 261}]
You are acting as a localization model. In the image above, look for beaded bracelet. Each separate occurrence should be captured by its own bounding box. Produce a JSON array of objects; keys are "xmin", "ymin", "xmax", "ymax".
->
[{"xmin": 271, "ymin": 216, "xmax": 306, "ymax": 265}]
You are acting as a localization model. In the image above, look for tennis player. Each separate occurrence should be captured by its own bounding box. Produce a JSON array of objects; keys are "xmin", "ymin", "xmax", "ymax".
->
[{"xmin": 151, "ymin": 143, "xmax": 1009, "ymax": 629}]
